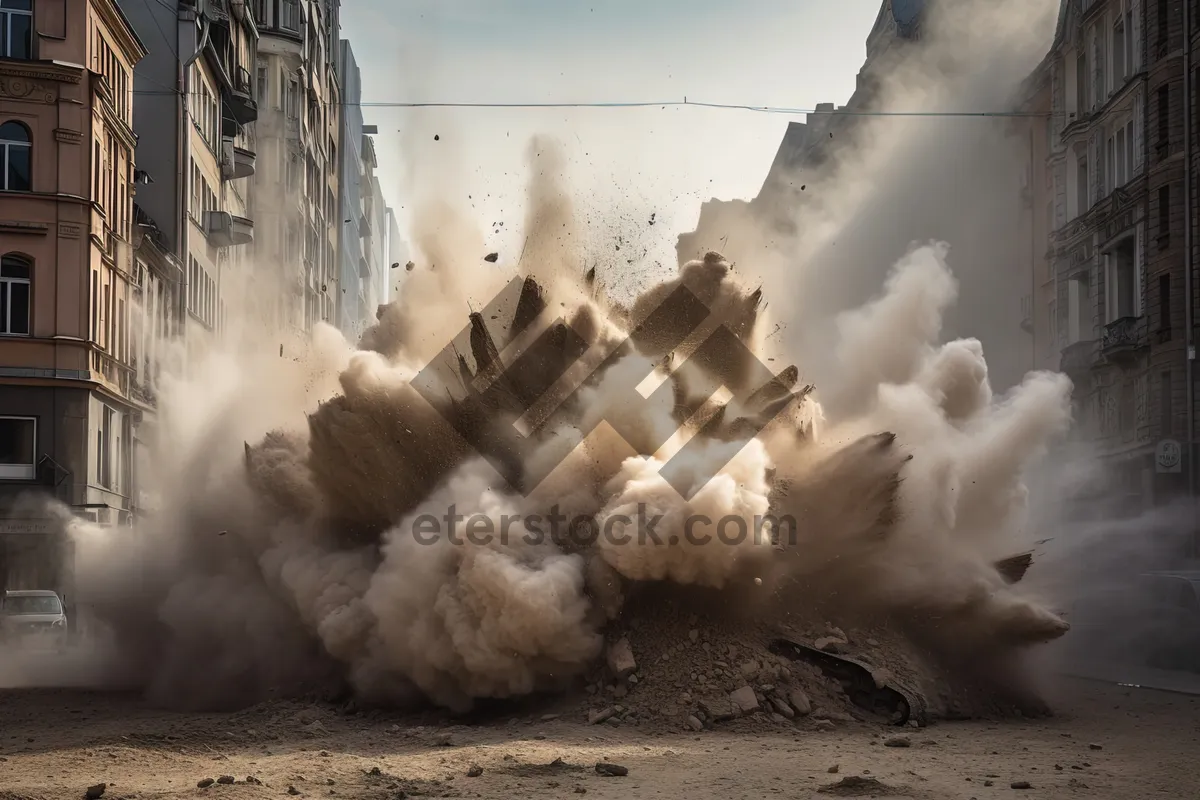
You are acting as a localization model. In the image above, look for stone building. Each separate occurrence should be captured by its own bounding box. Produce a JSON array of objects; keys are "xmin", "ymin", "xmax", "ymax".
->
[
  {"xmin": 1027, "ymin": 0, "xmax": 1197, "ymax": 509},
  {"xmin": 0, "ymin": 0, "xmax": 147, "ymax": 589}
]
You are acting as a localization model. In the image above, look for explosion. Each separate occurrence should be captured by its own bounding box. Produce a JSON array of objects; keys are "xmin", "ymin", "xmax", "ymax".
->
[{"xmin": 37, "ymin": 146, "xmax": 1075, "ymax": 718}]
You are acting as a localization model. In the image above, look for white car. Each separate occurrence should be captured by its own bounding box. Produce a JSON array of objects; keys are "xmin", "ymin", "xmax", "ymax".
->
[{"xmin": 1, "ymin": 589, "xmax": 69, "ymax": 647}]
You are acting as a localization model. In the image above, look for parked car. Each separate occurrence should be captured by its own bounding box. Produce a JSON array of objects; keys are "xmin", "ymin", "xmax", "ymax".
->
[
  {"xmin": 1135, "ymin": 571, "xmax": 1200, "ymax": 672},
  {"xmin": 0, "ymin": 589, "xmax": 69, "ymax": 648}
]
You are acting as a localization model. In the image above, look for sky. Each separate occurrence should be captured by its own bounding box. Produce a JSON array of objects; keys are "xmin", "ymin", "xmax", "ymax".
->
[{"xmin": 338, "ymin": 0, "xmax": 883, "ymax": 284}]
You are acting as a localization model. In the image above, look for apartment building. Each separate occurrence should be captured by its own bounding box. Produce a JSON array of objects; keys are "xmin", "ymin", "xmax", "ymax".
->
[
  {"xmin": 333, "ymin": 40, "xmax": 389, "ymax": 340},
  {"xmin": 251, "ymin": 0, "xmax": 341, "ymax": 339},
  {"xmin": 0, "ymin": 0, "xmax": 146, "ymax": 588},
  {"xmin": 1026, "ymin": 0, "xmax": 1197, "ymax": 509},
  {"xmin": 122, "ymin": 0, "xmax": 259, "ymax": 377}
]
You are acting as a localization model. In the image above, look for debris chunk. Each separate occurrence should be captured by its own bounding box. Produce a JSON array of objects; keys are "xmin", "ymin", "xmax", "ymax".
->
[
  {"xmin": 467, "ymin": 765, "xmax": 483, "ymax": 778},
  {"xmin": 484, "ymin": 252, "xmax": 499, "ymax": 263},
  {"xmin": 1011, "ymin": 781, "xmax": 1032, "ymax": 789},
  {"xmin": 729, "ymin": 685, "xmax": 760, "ymax": 714},
  {"xmin": 217, "ymin": 776, "xmax": 234, "ymax": 785},
  {"xmin": 686, "ymin": 715, "xmax": 703, "ymax": 731},
  {"xmin": 85, "ymin": 785, "xmax": 106, "ymax": 800},
  {"xmin": 197, "ymin": 779, "xmax": 215, "ymax": 788},
  {"xmin": 883, "ymin": 736, "xmax": 911, "ymax": 748},
  {"xmin": 788, "ymin": 688, "xmax": 812, "ymax": 716},
  {"xmin": 588, "ymin": 707, "xmax": 615, "ymax": 725},
  {"xmin": 606, "ymin": 638, "xmax": 637, "ymax": 678},
  {"xmin": 595, "ymin": 763, "xmax": 628, "ymax": 777}
]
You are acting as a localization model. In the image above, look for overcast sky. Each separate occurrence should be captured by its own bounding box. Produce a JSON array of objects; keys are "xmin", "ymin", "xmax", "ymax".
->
[{"xmin": 339, "ymin": 0, "xmax": 882, "ymax": 278}]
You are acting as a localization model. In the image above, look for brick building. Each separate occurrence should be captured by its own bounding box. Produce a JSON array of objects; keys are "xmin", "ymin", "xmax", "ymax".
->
[{"xmin": 0, "ymin": 0, "xmax": 147, "ymax": 590}]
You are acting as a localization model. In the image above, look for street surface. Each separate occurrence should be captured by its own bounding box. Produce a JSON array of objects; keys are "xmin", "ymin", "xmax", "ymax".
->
[{"xmin": 0, "ymin": 677, "xmax": 1195, "ymax": 799}]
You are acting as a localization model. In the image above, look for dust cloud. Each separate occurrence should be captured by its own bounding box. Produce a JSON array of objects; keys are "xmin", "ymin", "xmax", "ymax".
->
[{"xmin": 1, "ymin": 0, "xmax": 1097, "ymax": 712}]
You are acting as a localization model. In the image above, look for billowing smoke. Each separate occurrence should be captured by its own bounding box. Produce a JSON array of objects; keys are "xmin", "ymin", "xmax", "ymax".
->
[
  {"xmin": 2, "ymin": 0, "xmax": 1088, "ymax": 712},
  {"xmin": 24, "ymin": 142, "xmax": 1074, "ymax": 710}
]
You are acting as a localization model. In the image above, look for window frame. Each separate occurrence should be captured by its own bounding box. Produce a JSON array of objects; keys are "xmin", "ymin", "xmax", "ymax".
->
[
  {"xmin": 0, "ymin": 119, "xmax": 31, "ymax": 192},
  {"xmin": 0, "ymin": 0, "xmax": 33, "ymax": 61},
  {"xmin": 0, "ymin": 253, "xmax": 31, "ymax": 336},
  {"xmin": 0, "ymin": 414, "xmax": 37, "ymax": 480}
]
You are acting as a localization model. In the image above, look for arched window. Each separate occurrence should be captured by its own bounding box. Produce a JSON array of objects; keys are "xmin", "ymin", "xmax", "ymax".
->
[
  {"xmin": 0, "ymin": 121, "xmax": 31, "ymax": 192},
  {"xmin": 0, "ymin": 0, "xmax": 32, "ymax": 60},
  {"xmin": 0, "ymin": 253, "xmax": 30, "ymax": 335}
]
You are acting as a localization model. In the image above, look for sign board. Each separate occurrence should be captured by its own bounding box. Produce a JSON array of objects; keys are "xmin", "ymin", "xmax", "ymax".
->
[
  {"xmin": 1155, "ymin": 439, "xmax": 1182, "ymax": 474},
  {"xmin": 0, "ymin": 518, "xmax": 56, "ymax": 535}
]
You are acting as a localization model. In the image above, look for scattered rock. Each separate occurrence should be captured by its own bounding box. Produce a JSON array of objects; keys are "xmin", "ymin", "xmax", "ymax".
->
[
  {"xmin": 606, "ymin": 638, "xmax": 637, "ymax": 678},
  {"xmin": 814, "ymin": 637, "xmax": 842, "ymax": 653},
  {"xmin": 246, "ymin": 777, "xmax": 262, "ymax": 785},
  {"xmin": 828, "ymin": 764, "xmax": 840, "ymax": 774},
  {"xmin": 884, "ymin": 736, "xmax": 911, "ymax": 748},
  {"xmin": 788, "ymin": 688, "xmax": 812, "ymax": 716},
  {"xmin": 818, "ymin": 776, "xmax": 894, "ymax": 795},
  {"xmin": 484, "ymin": 252, "xmax": 499, "ymax": 263},
  {"xmin": 1088, "ymin": 743, "xmax": 1103, "ymax": 751},
  {"xmin": 686, "ymin": 715, "xmax": 703, "ymax": 731},
  {"xmin": 197, "ymin": 779, "xmax": 215, "ymax": 789},
  {"xmin": 698, "ymin": 696, "xmax": 737, "ymax": 722},
  {"xmin": 813, "ymin": 720, "xmax": 836, "ymax": 732},
  {"xmin": 729, "ymin": 685, "xmax": 760, "ymax": 714},
  {"xmin": 434, "ymin": 732, "xmax": 453, "ymax": 746},
  {"xmin": 217, "ymin": 776, "xmax": 235, "ymax": 785},
  {"xmin": 467, "ymin": 765, "xmax": 483, "ymax": 778},
  {"xmin": 1068, "ymin": 778, "xmax": 1088, "ymax": 789},
  {"xmin": 85, "ymin": 785, "xmax": 106, "ymax": 800},
  {"xmin": 1011, "ymin": 781, "xmax": 1032, "ymax": 789},
  {"xmin": 287, "ymin": 787, "xmax": 300, "ymax": 796},
  {"xmin": 984, "ymin": 781, "xmax": 994, "ymax": 787},
  {"xmin": 595, "ymin": 763, "xmax": 628, "ymax": 777},
  {"xmin": 588, "ymin": 707, "xmax": 615, "ymax": 725},
  {"xmin": 739, "ymin": 660, "xmax": 760, "ymax": 678},
  {"xmin": 574, "ymin": 787, "xmax": 587, "ymax": 794}
]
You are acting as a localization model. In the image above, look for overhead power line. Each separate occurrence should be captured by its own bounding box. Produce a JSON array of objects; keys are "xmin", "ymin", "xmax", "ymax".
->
[{"xmin": 127, "ymin": 90, "xmax": 1052, "ymax": 117}]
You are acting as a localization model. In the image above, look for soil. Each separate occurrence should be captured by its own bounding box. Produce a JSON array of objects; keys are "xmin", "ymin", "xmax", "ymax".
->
[{"xmin": 0, "ymin": 677, "xmax": 1194, "ymax": 799}]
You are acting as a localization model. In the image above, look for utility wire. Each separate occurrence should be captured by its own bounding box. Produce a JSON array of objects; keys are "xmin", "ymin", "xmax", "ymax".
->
[{"xmin": 124, "ymin": 92, "xmax": 1054, "ymax": 117}]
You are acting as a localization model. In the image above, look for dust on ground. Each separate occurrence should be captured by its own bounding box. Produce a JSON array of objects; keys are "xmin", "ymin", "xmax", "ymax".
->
[{"xmin": 0, "ymin": 678, "xmax": 1194, "ymax": 799}]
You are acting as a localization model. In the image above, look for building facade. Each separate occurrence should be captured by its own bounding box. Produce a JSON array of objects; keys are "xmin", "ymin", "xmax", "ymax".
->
[
  {"xmin": 250, "ymin": 0, "xmax": 341, "ymax": 339},
  {"xmin": 122, "ymin": 0, "xmax": 259, "ymax": 372},
  {"xmin": 0, "ymin": 0, "xmax": 147, "ymax": 590},
  {"xmin": 332, "ymin": 40, "xmax": 388, "ymax": 341},
  {"xmin": 1026, "ymin": 0, "xmax": 1198, "ymax": 511}
]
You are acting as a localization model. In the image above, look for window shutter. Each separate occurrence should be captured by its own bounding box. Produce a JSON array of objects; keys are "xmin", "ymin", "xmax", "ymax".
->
[{"xmin": 1093, "ymin": 26, "xmax": 1105, "ymax": 107}]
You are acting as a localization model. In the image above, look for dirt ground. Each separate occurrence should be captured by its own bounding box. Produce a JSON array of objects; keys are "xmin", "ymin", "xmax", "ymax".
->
[{"xmin": 0, "ymin": 677, "xmax": 1195, "ymax": 800}]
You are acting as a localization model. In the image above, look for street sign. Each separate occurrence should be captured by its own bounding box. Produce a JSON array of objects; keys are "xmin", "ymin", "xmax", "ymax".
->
[{"xmin": 1155, "ymin": 439, "xmax": 1182, "ymax": 473}]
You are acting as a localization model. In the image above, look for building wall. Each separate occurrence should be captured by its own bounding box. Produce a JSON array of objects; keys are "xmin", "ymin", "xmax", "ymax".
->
[
  {"xmin": 0, "ymin": 0, "xmax": 146, "ymax": 536},
  {"xmin": 1033, "ymin": 0, "xmax": 1199, "ymax": 510},
  {"xmin": 251, "ymin": 0, "xmax": 341, "ymax": 340},
  {"xmin": 336, "ymin": 39, "xmax": 364, "ymax": 339}
]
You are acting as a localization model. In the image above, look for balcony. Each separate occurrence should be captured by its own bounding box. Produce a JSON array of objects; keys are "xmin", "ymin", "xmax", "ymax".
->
[
  {"xmin": 221, "ymin": 138, "xmax": 256, "ymax": 180},
  {"xmin": 1059, "ymin": 340, "xmax": 1098, "ymax": 378},
  {"xmin": 1099, "ymin": 315, "xmax": 1145, "ymax": 362},
  {"xmin": 228, "ymin": 66, "xmax": 258, "ymax": 125},
  {"xmin": 205, "ymin": 211, "xmax": 254, "ymax": 247}
]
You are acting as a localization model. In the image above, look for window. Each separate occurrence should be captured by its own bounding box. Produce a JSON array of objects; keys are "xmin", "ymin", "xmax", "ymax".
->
[
  {"xmin": 0, "ymin": 0, "xmax": 32, "ymax": 60},
  {"xmin": 1159, "ymin": 273, "xmax": 1172, "ymax": 332},
  {"xmin": 0, "ymin": 120, "xmax": 31, "ymax": 191},
  {"xmin": 1107, "ymin": 118, "xmax": 1134, "ymax": 188},
  {"xmin": 257, "ymin": 65, "xmax": 268, "ymax": 104},
  {"xmin": 1048, "ymin": 299, "xmax": 1058, "ymax": 345},
  {"xmin": 0, "ymin": 415, "xmax": 35, "ymax": 480},
  {"xmin": 1159, "ymin": 184, "xmax": 1171, "ymax": 240},
  {"xmin": 1105, "ymin": 238, "xmax": 1137, "ymax": 321},
  {"xmin": 0, "ymin": 254, "xmax": 30, "ymax": 336},
  {"xmin": 279, "ymin": 0, "xmax": 300, "ymax": 32},
  {"xmin": 1067, "ymin": 276, "xmax": 1091, "ymax": 344},
  {"xmin": 1076, "ymin": 50, "xmax": 1088, "ymax": 115},
  {"xmin": 1077, "ymin": 156, "xmax": 1089, "ymax": 215},
  {"xmin": 1161, "ymin": 371, "xmax": 1172, "ymax": 435},
  {"xmin": 98, "ymin": 405, "xmax": 113, "ymax": 489},
  {"xmin": 1157, "ymin": 85, "xmax": 1169, "ymax": 154},
  {"xmin": 1158, "ymin": 0, "xmax": 1169, "ymax": 48}
]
